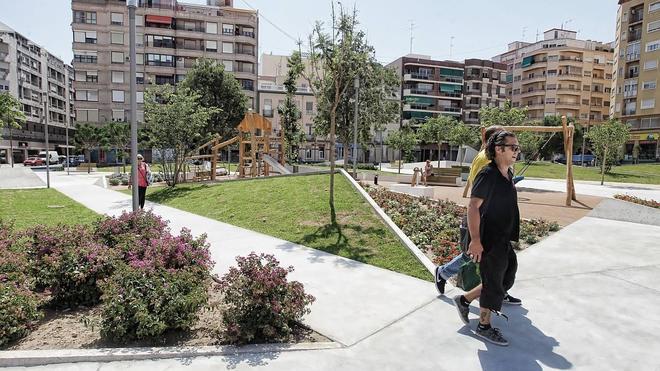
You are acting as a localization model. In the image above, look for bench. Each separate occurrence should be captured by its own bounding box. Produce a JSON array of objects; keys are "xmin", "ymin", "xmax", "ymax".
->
[
  {"xmin": 76, "ymin": 163, "xmax": 97, "ymax": 172},
  {"xmin": 425, "ymin": 167, "xmax": 461, "ymax": 186}
]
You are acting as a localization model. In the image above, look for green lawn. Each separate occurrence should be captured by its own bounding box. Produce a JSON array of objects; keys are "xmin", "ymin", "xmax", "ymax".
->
[
  {"xmin": 513, "ymin": 161, "xmax": 660, "ymax": 185},
  {"xmin": 0, "ymin": 189, "xmax": 98, "ymax": 230},
  {"xmin": 137, "ymin": 174, "xmax": 431, "ymax": 280},
  {"xmin": 98, "ymin": 162, "xmax": 239, "ymax": 174}
]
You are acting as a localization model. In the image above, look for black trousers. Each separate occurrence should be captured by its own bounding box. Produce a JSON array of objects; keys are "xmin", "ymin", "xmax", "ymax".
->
[
  {"xmin": 138, "ymin": 186, "xmax": 147, "ymax": 209},
  {"xmin": 479, "ymin": 243, "xmax": 517, "ymax": 312}
]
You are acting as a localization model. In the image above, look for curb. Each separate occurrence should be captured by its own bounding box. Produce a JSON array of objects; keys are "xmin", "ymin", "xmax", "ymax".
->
[
  {"xmin": 339, "ymin": 169, "xmax": 435, "ymax": 274},
  {"xmin": 0, "ymin": 341, "xmax": 342, "ymax": 367}
]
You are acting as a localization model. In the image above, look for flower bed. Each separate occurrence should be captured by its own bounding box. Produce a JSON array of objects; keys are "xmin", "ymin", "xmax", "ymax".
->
[
  {"xmin": 614, "ymin": 194, "xmax": 660, "ymax": 209},
  {"xmin": 1, "ymin": 212, "xmax": 317, "ymax": 349},
  {"xmin": 365, "ymin": 186, "xmax": 560, "ymax": 265}
]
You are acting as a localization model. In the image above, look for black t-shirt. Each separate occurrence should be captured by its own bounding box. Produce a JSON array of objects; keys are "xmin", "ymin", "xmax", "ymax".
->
[{"xmin": 470, "ymin": 162, "xmax": 520, "ymax": 249}]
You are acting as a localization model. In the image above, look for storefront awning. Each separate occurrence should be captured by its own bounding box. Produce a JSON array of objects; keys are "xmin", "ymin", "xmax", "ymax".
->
[{"xmin": 145, "ymin": 15, "xmax": 172, "ymax": 25}]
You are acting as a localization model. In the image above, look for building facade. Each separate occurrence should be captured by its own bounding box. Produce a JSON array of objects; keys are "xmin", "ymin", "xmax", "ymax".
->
[
  {"xmin": 0, "ymin": 21, "xmax": 76, "ymax": 165},
  {"xmin": 463, "ymin": 59, "xmax": 508, "ymax": 125},
  {"xmin": 493, "ymin": 29, "xmax": 614, "ymax": 125},
  {"xmin": 612, "ymin": 0, "xmax": 660, "ymax": 161},
  {"xmin": 71, "ymin": 0, "xmax": 257, "ymax": 161}
]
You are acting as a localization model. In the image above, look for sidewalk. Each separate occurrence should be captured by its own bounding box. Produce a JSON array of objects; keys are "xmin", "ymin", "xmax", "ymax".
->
[
  {"xmin": 0, "ymin": 165, "xmax": 45, "ymax": 189},
  {"xmin": 9, "ymin": 171, "xmax": 660, "ymax": 370}
]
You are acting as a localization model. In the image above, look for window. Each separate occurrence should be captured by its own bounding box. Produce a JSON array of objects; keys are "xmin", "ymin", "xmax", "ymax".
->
[
  {"xmin": 222, "ymin": 24, "xmax": 234, "ymax": 35},
  {"xmin": 111, "ymin": 51, "xmax": 125, "ymax": 64},
  {"xmin": 146, "ymin": 53, "xmax": 174, "ymax": 67},
  {"xmin": 75, "ymin": 90, "xmax": 98, "ymax": 101},
  {"xmin": 74, "ymin": 51, "xmax": 97, "ymax": 64},
  {"xmin": 222, "ymin": 42, "xmax": 233, "ymax": 54},
  {"xmin": 75, "ymin": 70, "xmax": 97, "ymax": 83},
  {"xmin": 136, "ymin": 33, "xmax": 144, "ymax": 47},
  {"xmin": 136, "ymin": 54, "xmax": 144, "ymax": 65},
  {"xmin": 111, "ymin": 12, "xmax": 124, "ymax": 26},
  {"xmin": 222, "ymin": 60, "xmax": 233, "ymax": 72},
  {"xmin": 136, "ymin": 15, "xmax": 144, "ymax": 27},
  {"xmin": 650, "ymin": 2, "xmax": 660, "ymax": 13},
  {"xmin": 318, "ymin": 147, "xmax": 325, "ymax": 159},
  {"xmin": 73, "ymin": 11, "xmax": 96, "ymax": 24},
  {"xmin": 649, "ymin": 20, "xmax": 660, "ymax": 33},
  {"xmin": 262, "ymin": 99, "xmax": 273, "ymax": 117},
  {"xmin": 136, "ymin": 72, "xmax": 144, "ymax": 84},
  {"xmin": 206, "ymin": 22, "xmax": 217, "ymax": 34},
  {"xmin": 111, "ymin": 32, "xmax": 124, "ymax": 44},
  {"xmin": 646, "ymin": 39, "xmax": 660, "ymax": 52},
  {"xmin": 643, "ymin": 81, "xmax": 657, "ymax": 90},
  {"xmin": 112, "ymin": 109, "xmax": 124, "ymax": 122},
  {"xmin": 111, "ymin": 71, "xmax": 124, "ymax": 83},
  {"xmin": 305, "ymin": 149, "xmax": 312, "ymax": 159},
  {"xmin": 582, "ymin": 99, "xmax": 590, "ymax": 105},
  {"xmin": 136, "ymin": 92, "xmax": 144, "ymax": 104},
  {"xmin": 641, "ymin": 99, "xmax": 656, "ymax": 109},
  {"xmin": 583, "ymin": 85, "xmax": 591, "ymax": 91},
  {"xmin": 306, "ymin": 101, "xmax": 313, "ymax": 114},
  {"xmin": 644, "ymin": 59, "xmax": 658, "ymax": 70},
  {"xmin": 205, "ymin": 40, "xmax": 217, "ymax": 52},
  {"xmin": 112, "ymin": 90, "xmax": 125, "ymax": 102},
  {"xmin": 76, "ymin": 109, "xmax": 99, "ymax": 122},
  {"xmin": 73, "ymin": 30, "xmax": 97, "ymax": 44}
]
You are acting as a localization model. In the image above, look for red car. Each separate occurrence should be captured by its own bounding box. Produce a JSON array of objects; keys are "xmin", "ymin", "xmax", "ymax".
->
[{"xmin": 23, "ymin": 157, "xmax": 45, "ymax": 166}]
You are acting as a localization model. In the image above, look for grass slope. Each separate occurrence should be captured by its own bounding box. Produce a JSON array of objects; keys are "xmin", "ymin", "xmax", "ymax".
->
[
  {"xmin": 142, "ymin": 174, "xmax": 431, "ymax": 280},
  {"xmin": 0, "ymin": 189, "xmax": 98, "ymax": 229}
]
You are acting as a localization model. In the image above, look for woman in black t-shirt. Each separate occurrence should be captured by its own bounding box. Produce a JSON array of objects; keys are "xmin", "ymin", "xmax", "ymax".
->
[{"xmin": 455, "ymin": 131, "xmax": 521, "ymax": 347}]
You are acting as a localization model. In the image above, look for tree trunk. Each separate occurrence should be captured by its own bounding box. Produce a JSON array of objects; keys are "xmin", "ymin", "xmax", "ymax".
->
[
  {"xmin": 86, "ymin": 149, "xmax": 91, "ymax": 174},
  {"xmin": 329, "ymin": 110, "xmax": 336, "ymax": 207},
  {"xmin": 343, "ymin": 140, "xmax": 349, "ymax": 170},
  {"xmin": 437, "ymin": 141, "xmax": 442, "ymax": 168},
  {"xmin": 600, "ymin": 147, "xmax": 607, "ymax": 186},
  {"xmin": 398, "ymin": 149, "xmax": 402, "ymax": 174}
]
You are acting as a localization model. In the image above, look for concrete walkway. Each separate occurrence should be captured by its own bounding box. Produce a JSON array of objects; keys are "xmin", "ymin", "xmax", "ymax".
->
[
  {"xmin": 6, "ymin": 171, "xmax": 660, "ymax": 370},
  {"xmin": 0, "ymin": 165, "xmax": 45, "ymax": 189}
]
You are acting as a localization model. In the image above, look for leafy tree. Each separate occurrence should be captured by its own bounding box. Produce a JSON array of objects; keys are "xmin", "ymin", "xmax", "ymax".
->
[
  {"xmin": 74, "ymin": 123, "xmax": 104, "ymax": 174},
  {"xmin": 479, "ymin": 100, "xmax": 528, "ymax": 128},
  {"xmin": 299, "ymin": 5, "xmax": 370, "ymax": 206},
  {"xmin": 418, "ymin": 116, "xmax": 457, "ymax": 167},
  {"xmin": 179, "ymin": 58, "xmax": 247, "ymax": 140},
  {"xmin": 0, "ymin": 92, "xmax": 25, "ymax": 139},
  {"xmin": 145, "ymin": 85, "xmax": 217, "ymax": 187},
  {"xmin": 278, "ymin": 51, "xmax": 305, "ymax": 164},
  {"xmin": 385, "ymin": 127, "xmax": 418, "ymax": 173},
  {"xmin": 103, "ymin": 121, "xmax": 130, "ymax": 173},
  {"xmin": 586, "ymin": 119, "xmax": 630, "ymax": 184},
  {"xmin": 449, "ymin": 124, "xmax": 479, "ymax": 166}
]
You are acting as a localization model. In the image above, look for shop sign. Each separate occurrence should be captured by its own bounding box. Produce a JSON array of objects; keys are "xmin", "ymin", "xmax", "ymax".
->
[{"xmin": 638, "ymin": 133, "xmax": 659, "ymax": 141}]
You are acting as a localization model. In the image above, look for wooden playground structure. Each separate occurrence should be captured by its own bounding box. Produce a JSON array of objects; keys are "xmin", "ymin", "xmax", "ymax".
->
[
  {"xmin": 478, "ymin": 115, "xmax": 577, "ymax": 206},
  {"xmin": 187, "ymin": 112, "xmax": 288, "ymax": 181}
]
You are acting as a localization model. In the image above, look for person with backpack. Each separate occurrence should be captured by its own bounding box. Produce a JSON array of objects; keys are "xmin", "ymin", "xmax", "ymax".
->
[
  {"xmin": 454, "ymin": 130, "xmax": 521, "ymax": 346},
  {"xmin": 128, "ymin": 154, "xmax": 151, "ymax": 209}
]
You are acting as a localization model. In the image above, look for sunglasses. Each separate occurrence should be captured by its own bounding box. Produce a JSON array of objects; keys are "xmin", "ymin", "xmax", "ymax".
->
[{"xmin": 500, "ymin": 144, "xmax": 521, "ymax": 152}]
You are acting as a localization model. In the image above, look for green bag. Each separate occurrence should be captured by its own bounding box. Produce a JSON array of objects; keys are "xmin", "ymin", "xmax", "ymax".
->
[{"xmin": 456, "ymin": 260, "xmax": 481, "ymax": 291}]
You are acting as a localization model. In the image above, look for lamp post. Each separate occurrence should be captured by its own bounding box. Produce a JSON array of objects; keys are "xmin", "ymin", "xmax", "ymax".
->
[
  {"xmin": 42, "ymin": 93, "xmax": 50, "ymax": 188},
  {"xmin": 8, "ymin": 114, "xmax": 13, "ymax": 168},
  {"xmin": 128, "ymin": 0, "xmax": 139, "ymax": 211},
  {"xmin": 352, "ymin": 77, "xmax": 359, "ymax": 178}
]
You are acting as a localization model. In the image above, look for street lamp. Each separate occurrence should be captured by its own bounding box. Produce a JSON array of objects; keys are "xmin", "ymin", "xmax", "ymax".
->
[
  {"xmin": 128, "ymin": 0, "xmax": 139, "ymax": 211},
  {"xmin": 352, "ymin": 77, "xmax": 359, "ymax": 178},
  {"xmin": 42, "ymin": 92, "xmax": 50, "ymax": 188}
]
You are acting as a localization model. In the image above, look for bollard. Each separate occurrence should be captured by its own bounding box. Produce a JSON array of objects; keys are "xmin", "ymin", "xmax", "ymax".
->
[{"xmin": 374, "ymin": 174, "xmax": 378, "ymax": 185}]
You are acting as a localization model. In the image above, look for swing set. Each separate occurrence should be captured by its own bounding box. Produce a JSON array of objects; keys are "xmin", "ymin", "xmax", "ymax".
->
[{"xmin": 475, "ymin": 116, "xmax": 577, "ymax": 207}]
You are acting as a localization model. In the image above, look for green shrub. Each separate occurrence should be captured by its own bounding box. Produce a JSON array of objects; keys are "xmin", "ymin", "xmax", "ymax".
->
[
  {"xmin": 99, "ymin": 266, "xmax": 208, "ymax": 342},
  {"xmin": 0, "ymin": 283, "xmax": 43, "ymax": 348},
  {"xmin": 218, "ymin": 253, "xmax": 315, "ymax": 345},
  {"xmin": 109, "ymin": 178, "xmax": 120, "ymax": 186}
]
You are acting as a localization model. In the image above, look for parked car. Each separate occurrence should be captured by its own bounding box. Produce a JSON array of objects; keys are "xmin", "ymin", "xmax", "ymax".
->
[
  {"xmin": 555, "ymin": 154, "xmax": 596, "ymax": 166},
  {"xmin": 38, "ymin": 151, "xmax": 59, "ymax": 165},
  {"xmin": 23, "ymin": 157, "xmax": 45, "ymax": 166}
]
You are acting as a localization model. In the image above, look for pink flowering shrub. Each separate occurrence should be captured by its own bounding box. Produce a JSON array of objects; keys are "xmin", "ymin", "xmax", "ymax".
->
[
  {"xmin": 218, "ymin": 253, "xmax": 315, "ymax": 344},
  {"xmin": 99, "ymin": 266, "xmax": 209, "ymax": 342},
  {"xmin": 94, "ymin": 210, "xmax": 169, "ymax": 250}
]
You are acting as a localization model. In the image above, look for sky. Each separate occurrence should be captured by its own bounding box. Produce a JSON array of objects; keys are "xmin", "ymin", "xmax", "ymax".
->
[{"xmin": 1, "ymin": 0, "xmax": 619, "ymax": 66}]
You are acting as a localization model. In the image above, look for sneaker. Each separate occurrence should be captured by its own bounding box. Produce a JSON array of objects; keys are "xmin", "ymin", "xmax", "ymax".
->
[
  {"xmin": 503, "ymin": 294, "xmax": 522, "ymax": 306},
  {"xmin": 452, "ymin": 295, "xmax": 470, "ymax": 325},
  {"xmin": 434, "ymin": 266, "xmax": 446, "ymax": 295},
  {"xmin": 475, "ymin": 326, "xmax": 509, "ymax": 346}
]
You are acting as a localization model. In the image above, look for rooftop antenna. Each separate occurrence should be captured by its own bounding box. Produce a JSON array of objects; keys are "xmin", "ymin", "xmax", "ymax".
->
[
  {"xmin": 449, "ymin": 36, "xmax": 455, "ymax": 58},
  {"xmin": 560, "ymin": 19, "xmax": 573, "ymax": 30},
  {"xmin": 409, "ymin": 20, "xmax": 415, "ymax": 54},
  {"xmin": 535, "ymin": 28, "xmax": 540, "ymax": 42},
  {"xmin": 522, "ymin": 26, "xmax": 528, "ymax": 41}
]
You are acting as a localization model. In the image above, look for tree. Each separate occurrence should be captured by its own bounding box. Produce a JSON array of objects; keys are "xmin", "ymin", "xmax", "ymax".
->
[
  {"xmin": 179, "ymin": 58, "xmax": 247, "ymax": 140},
  {"xmin": 479, "ymin": 100, "xmax": 528, "ymax": 128},
  {"xmin": 418, "ymin": 116, "xmax": 457, "ymax": 168},
  {"xmin": 586, "ymin": 119, "xmax": 630, "ymax": 185},
  {"xmin": 385, "ymin": 127, "xmax": 418, "ymax": 174},
  {"xmin": 103, "ymin": 121, "xmax": 130, "ymax": 173},
  {"xmin": 516, "ymin": 130, "xmax": 545, "ymax": 162},
  {"xmin": 74, "ymin": 123, "xmax": 103, "ymax": 174},
  {"xmin": 278, "ymin": 51, "xmax": 304, "ymax": 164},
  {"xmin": 449, "ymin": 124, "xmax": 479, "ymax": 166},
  {"xmin": 0, "ymin": 92, "xmax": 25, "ymax": 139},
  {"xmin": 298, "ymin": 5, "xmax": 370, "ymax": 207},
  {"xmin": 145, "ymin": 85, "xmax": 217, "ymax": 187}
]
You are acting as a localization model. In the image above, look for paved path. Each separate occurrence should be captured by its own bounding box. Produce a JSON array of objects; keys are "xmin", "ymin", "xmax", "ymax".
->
[
  {"xmin": 7, "ymin": 172, "xmax": 660, "ymax": 370},
  {"xmin": 0, "ymin": 165, "xmax": 44, "ymax": 189}
]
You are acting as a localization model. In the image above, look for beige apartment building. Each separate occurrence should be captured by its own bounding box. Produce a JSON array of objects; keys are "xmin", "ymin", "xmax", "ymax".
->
[
  {"xmin": 612, "ymin": 0, "xmax": 660, "ymax": 161},
  {"xmin": 71, "ymin": 0, "xmax": 257, "ymax": 161},
  {"xmin": 493, "ymin": 29, "xmax": 614, "ymax": 125},
  {"xmin": 0, "ymin": 21, "xmax": 76, "ymax": 165}
]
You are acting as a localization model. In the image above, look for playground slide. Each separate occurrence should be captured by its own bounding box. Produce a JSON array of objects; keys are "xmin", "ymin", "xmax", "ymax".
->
[{"xmin": 262, "ymin": 154, "xmax": 291, "ymax": 175}]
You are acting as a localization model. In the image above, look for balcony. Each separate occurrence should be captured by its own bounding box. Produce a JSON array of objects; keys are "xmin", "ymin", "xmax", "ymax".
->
[
  {"xmin": 404, "ymin": 72, "xmax": 433, "ymax": 81},
  {"xmin": 439, "ymin": 76, "xmax": 463, "ymax": 84},
  {"xmin": 465, "ymin": 88, "xmax": 482, "ymax": 95},
  {"xmin": 629, "ymin": 12, "xmax": 643, "ymax": 24},
  {"xmin": 556, "ymin": 101, "xmax": 581, "ymax": 108},
  {"xmin": 626, "ymin": 53, "xmax": 641, "ymax": 62},
  {"xmin": 464, "ymin": 103, "xmax": 480, "ymax": 109},
  {"xmin": 624, "ymin": 90, "xmax": 638, "ymax": 98},
  {"xmin": 623, "ymin": 108, "xmax": 636, "ymax": 116},
  {"xmin": 438, "ymin": 92, "xmax": 462, "ymax": 99},
  {"xmin": 438, "ymin": 107, "xmax": 461, "ymax": 114},
  {"xmin": 403, "ymin": 88, "xmax": 432, "ymax": 96},
  {"xmin": 628, "ymin": 30, "xmax": 642, "ymax": 42},
  {"xmin": 520, "ymin": 89, "xmax": 545, "ymax": 97}
]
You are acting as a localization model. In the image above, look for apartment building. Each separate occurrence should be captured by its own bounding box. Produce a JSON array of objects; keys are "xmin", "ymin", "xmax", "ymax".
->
[
  {"xmin": 493, "ymin": 29, "xmax": 614, "ymax": 125},
  {"xmin": 612, "ymin": 0, "xmax": 660, "ymax": 161},
  {"xmin": 71, "ymin": 0, "xmax": 258, "ymax": 160},
  {"xmin": 0, "ymin": 21, "xmax": 75, "ymax": 165},
  {"xmin": 257, "ymin": 54, "xmax": 325, "ymax": 163},
  {"xmin": 463, "ymin": 59, "xmax": 507, "ymax": 125}
]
